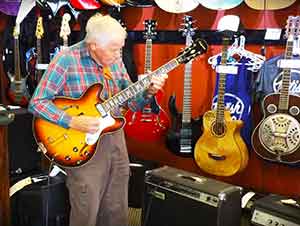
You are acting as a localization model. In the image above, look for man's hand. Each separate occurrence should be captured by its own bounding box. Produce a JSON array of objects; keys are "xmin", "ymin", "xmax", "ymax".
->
[
  {"xmin": 69, "ymin": 115, "xmax": 100, "ymax": 133},
  {"xmin": 147, "ymin": 73, "xmax": 168, "ymax": 96}
]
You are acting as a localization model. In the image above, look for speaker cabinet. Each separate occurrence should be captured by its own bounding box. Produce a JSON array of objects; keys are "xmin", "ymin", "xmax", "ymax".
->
[
  {"xmin": 143, "ymin": 166, "xmax": 242, "ymax": 226},
  {"xmin": 251, "ymin": 194, "xmax": 300, "ymax": 226},
  {"xmin": 11, "ymin": 174, "xmax": 70, "ymax": 226},
  {"xmin": 8, "ymin": 108, "xmax": 41, "ymax": 175}
]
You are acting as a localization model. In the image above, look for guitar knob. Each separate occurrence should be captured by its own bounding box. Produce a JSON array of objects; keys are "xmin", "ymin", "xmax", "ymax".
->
[
  {"xmin": 290, "ymin": 106, "xmax": 300, "ymax": 116},
  {"xmin": 65, "ymin": 156, "xmax": 71, "ymax": 161},
  {"xmin": 267, "ymin": 104, "xmax": 277, "ymax": 114}
]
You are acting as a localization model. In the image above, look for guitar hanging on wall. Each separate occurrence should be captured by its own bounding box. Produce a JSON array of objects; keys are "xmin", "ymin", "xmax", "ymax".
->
[
  {"xmin": 251, "ymin": 16, "xmax": 300, "ymax": 164},
  {"xmin": 7, "ymin": 24, "xmax": 30, "ymax": 107},
  {"xmin": 124, "ymin": 19, "xmax": 170, "ymax": 142},
  {"xmin": 194, "ymin": 34, "xmax": 248, "ymax": 176},
  {"xmin": 35, "ymin": 16, "xmax": 44, "ymax": 84},
  {"xmin": 33, "ymin": 39, "xmax": 208, "ymax": 168},
  {"xmin": 165, "ymin": 15, "xmax": 202, "ymax": 157},
  {"xmin": 244, "ymin": 0, "xmax": 296, "ymax": 10},
  {"xmin": 59, "ymin": 13, "xmax": 71, "ymax": 49}
]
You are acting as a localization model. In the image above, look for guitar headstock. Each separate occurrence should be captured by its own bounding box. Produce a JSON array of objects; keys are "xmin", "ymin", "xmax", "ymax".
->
[
  {"xmin": 13, "ymin": 23, "xmax": 20, "ymax": 38},
  {"xmin": 180, "ymin": 15, "xmax": 195, "ymax": 37},
  {"xmin": 143, "ymin": 19, "xmax": 157, "ymax": 40},
  {"xmin": 177, "ymin": 38, "xmax": 208, "ymax": 64},
  {"xmin": 35, "ymin": 17, "xmax": 44, "ymax": 39},
  {"xmin": 285, "ymin": 16, "xmax": 300, "ymax": 40},
  {"xmin": 59, "ymin": 13, "xmax": 71, "ymax": 41}
]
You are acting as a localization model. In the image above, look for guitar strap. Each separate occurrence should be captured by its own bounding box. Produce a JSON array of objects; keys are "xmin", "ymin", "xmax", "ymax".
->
[{"xmin": 102, "ymin": 66, "xmax": 113, "ymax": 98}]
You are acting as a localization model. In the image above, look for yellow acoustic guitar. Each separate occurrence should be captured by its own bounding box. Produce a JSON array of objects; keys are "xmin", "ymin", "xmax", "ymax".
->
[
  {"xmin": 194, "ymin": 36, "xmax": 249, "ymax": 177},
  {"xmin": 33, "ymin": 39, "xmax": 208, "ymax": 168}
]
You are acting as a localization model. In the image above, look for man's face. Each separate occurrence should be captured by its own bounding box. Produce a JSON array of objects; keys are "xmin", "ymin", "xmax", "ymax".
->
[{"xmin": 90, "ymin": 38, "xmax": 125, "ymax": 66}]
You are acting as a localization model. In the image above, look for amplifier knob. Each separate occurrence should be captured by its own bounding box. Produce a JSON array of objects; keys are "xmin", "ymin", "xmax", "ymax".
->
[
  {"xmin": 274, "ymin": 222, "xmax": 279, "ymax": 226},
  {"xmin": 267, "ymin": 219, "xmax": 273, "ymax": 224}
]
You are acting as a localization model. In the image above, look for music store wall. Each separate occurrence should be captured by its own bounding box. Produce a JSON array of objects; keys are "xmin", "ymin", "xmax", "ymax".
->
[{"xmin": 121, "ymin": 3, "xmax": 300, "ymax": 197}]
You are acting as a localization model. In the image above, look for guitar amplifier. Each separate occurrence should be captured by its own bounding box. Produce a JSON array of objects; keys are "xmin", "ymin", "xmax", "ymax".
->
[
  {"xmin": 251, "ymin": 194, "xmax": 300, "ymax": 226},
  {"xmin": 142, "ymin": 166, "xmax": 242, "ymax": 226}
]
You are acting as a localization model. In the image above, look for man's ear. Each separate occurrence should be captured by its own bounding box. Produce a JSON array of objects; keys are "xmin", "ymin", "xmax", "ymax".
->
[{"xmin": 89, "ymin": 43, "xmax": 97, "ymax": 51}]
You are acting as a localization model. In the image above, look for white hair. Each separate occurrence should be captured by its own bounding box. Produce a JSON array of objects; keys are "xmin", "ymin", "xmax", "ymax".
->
[{"xmin": 85, "ymin": 13, "xmax": 127, "ymax": 46}]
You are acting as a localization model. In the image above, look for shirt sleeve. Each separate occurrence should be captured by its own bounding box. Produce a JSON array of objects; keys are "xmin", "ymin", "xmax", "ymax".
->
[
  {"xmin": 117, "ymin": 60, "xmax": 152, "ymax": 111},
  {"xmin": 28, "ymin": 52, "xmax": 72, "ymax": 128}
]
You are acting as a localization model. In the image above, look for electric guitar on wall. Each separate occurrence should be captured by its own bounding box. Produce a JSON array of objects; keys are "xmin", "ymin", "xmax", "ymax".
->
[
  {"xmin": 251, "ymin": 16, "xmax": 300, "ymax": 164},
  {"xmin": 33, "ymin": 39, "xmax": 208, "ymax": 168},
  {"xmin": 124, "ymin": 19, "xmax": 170, "ymax": 142},
  {"xmin": 35, "ymin": 16, "xmax": 44, "ymax": 84},
  {"xmin": 70, "ymin": 0, "xmax": 101, "ymax": 10},
  {"xmin": 7, "ymin": 24, "xmax": 30, "ymax": 107},
  {"xmin": 165, "ymin": 15, "xmax": 202, "ymax": 157},
  {"xmin": 59, "ymin": 13, "xmax": 71, "ymax": 49},
  {"xmin": 194, "ymin": 35, "xmax": 248, "ymax": 177}
]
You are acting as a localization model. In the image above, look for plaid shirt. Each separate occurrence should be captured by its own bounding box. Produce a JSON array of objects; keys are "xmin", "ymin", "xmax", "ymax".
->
[{"xmin": 28, "ymin": 41, "xmax": 149, "ymax": 128}]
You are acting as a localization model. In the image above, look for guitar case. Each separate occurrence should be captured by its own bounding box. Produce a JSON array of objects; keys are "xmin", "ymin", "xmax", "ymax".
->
[{"xmin": 8, "ymin": 108, "xmax": 41, "ymax": 176}]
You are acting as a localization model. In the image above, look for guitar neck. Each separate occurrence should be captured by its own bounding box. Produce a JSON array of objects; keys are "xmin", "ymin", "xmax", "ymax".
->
[
  {"xmin": 96, "ymin": 57, "xmax": 180, "ymax": 114},
  {"xmin": 279, "ymin": 39, "xmax": 293, "ymax": 111},
  {"xmin": 14, "ymin": 36, "xmax": 21, "ymax": 81},
  {"xmin": 216, "ymin": 37, "xmax": 230, "ymax": 125},
  {"xmin": 144, "ymin": 39, "xmax": 152, "ymax": 73},
  {"xmin": 63, "ymin": 37, "xmax": 68, "ymax": 47},
  {"xmin": 182, "ymin": 35, "xmax": 193, "ymax": 123},
  {"xmin": 37, "ymin": 38, "xmax": 42, "ymax": 63}
]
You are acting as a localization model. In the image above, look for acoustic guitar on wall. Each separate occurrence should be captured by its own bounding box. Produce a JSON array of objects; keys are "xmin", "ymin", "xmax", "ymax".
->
[
  {"xmin": 124, "ymin": 19, "xmax": 170, "ymax": 142},
  {"xmin": 194, "ymin": 35, "xmax": 249, "ymax": 177},
  {"xmin": 244, "ymin": 0, "xmax": 296, "ymax": 10},
  {"xmin": 165, "ymin": 15, "xmax": 202, "ymax": 157},
  {"xmin": 251, "ymin": 16, "xmax": 300, "ymax": 164},
  {"xmin": 33, "ymin": 39, "xmax": 208, "ymax": 168}
]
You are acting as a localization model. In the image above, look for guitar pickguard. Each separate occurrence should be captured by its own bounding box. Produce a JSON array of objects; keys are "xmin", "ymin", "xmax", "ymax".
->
[{"xmin": 259, "ymin": 113, "xmax": 300, "ymax": 156}]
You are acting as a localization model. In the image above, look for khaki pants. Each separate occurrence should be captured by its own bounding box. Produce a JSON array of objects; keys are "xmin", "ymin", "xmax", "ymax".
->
[{"xmin": 65, "ymin": 130, "xmax": 130, "ymax": 226}]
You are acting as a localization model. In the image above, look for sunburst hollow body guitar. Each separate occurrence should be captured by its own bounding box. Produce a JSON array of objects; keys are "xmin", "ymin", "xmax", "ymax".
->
[{"xmin": 33, "ymin": 39, "xmax": 208, "ymax": 168}]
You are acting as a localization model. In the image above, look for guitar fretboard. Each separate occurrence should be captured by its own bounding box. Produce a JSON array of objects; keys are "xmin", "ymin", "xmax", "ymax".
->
[
  {"xmin": 96, "ymin": 58, "xmax": 179, "ymax": 114},
  {"xmin": 279, "ymin": 39, "xmax": 293, "ymax": 111},
  {"xmin": 144, "ymin": 39, "xmax": 152, "ymax": 73},
  {"xmin": 216, "ymin": 37, "xmax": 230, "ymax": 125},
  {"xmin": 182, "ymin": 35, "xmax": 193, "ymax": 123},
  {"xmin": 14, "ymin": 35, "xmax": 21, "ymax": 82}
]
